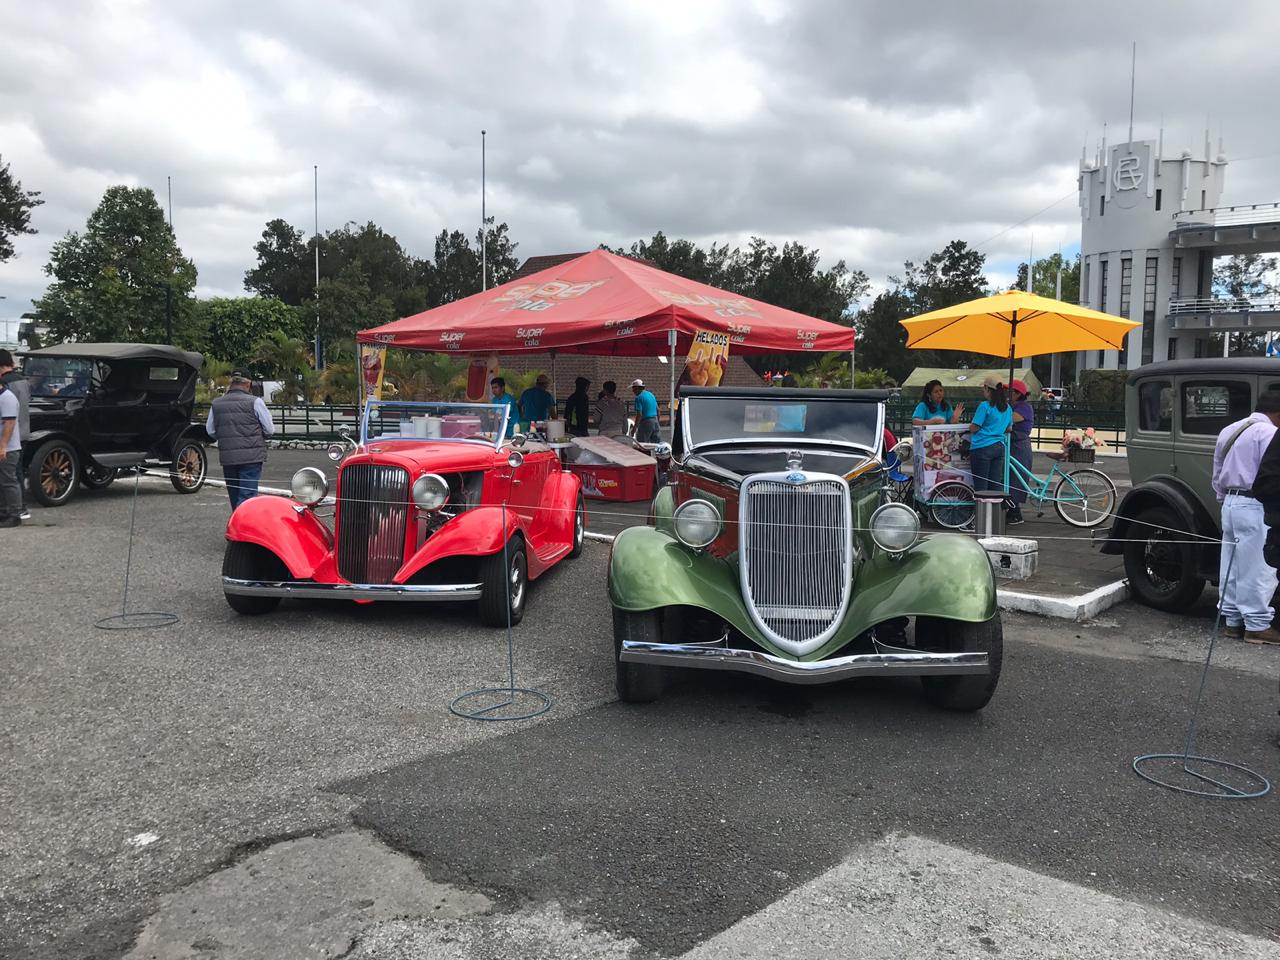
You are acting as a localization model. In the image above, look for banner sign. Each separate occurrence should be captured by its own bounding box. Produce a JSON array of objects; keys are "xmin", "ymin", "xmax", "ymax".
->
[
  {"xmin": 359, "ymin": 344, "xmax": 386, "ymax": 406},
  {"xmin": 465, "ymin": 353, "xmax": 501, "ymax": 402},
  {"xmin": 679, "ymin": 330, "xmax": 730, "ymax": 390}
]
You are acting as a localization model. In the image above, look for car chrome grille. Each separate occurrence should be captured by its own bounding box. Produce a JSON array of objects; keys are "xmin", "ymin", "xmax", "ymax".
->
[
  {"xmin": 739, "ymin": 474, "xmax": 852, "ymax": 652},
  {"xmin": 337, "ymin": 463, "xmax": 410, "ymax": 584}
]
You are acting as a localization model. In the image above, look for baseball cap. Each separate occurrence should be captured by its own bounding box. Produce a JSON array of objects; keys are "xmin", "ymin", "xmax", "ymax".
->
[
  {"xmin": 981, "ymin": 374, "xmax": 1003, "ymax": 389},
  {"xmin": 631, "ymin": 378, "xmax": 644, "ymax": 387},
  {"xmin": 1010, "ymin": 379, "xmax": 1029, "ymax": 396}
]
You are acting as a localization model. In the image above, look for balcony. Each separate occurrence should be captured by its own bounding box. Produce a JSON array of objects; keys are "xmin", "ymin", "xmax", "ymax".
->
[
  {"xmin": 1167, "ymin": 296, "xmax": 1280, "ymax": 331},
  {"xmin": 1171, "ymin": 203, "xmax": 1280, "ymax": 249}
]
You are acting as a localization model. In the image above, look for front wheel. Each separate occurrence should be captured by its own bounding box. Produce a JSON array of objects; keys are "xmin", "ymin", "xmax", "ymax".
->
[
  {"xmin": 221, "ymin": 541, "xmax": 284, "ymax": 615},
  {"xmin": 930, "ymin": 480, "xmax": 974, "ymax": 529},
  {"xmin": 612, "ymin": 607, "xmax": 666, "ymax": 703},
  {"xmin": 27, "ymin": 440, "xmax": 81, "ymax": 507},
  {"xmin": 916, "ymin": 615, "xmax": 1003, "ymax": 712},
  {"xmin": 1122, "ymin": 507, "xmax": 1205, "ymax": 611},
  {"xmin": 170, "ymin": 440, "xmax": 207, "ymax": 494},
  {"xmin": 478, "ymin": 537, "xmax": 528, "ymax": 627},
  {"xmin": 1053, "ymin": 468, "xmax": 1117, "ymax": 527}
]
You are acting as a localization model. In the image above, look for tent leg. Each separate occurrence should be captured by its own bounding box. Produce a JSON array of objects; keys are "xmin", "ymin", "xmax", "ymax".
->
[{"xmin": 669, "ymin": 330, "xmax": 677, "ymax": 441}]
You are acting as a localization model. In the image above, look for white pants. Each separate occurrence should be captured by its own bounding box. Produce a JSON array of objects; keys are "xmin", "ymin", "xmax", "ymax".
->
[{"xmin": 1218, "ymin": 494, "xmax": 1278, "ymax": 631}]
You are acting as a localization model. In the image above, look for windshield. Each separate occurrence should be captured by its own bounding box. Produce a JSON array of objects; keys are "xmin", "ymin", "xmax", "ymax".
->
[
  {"xmin": 363, "ymin": 400, "xmax": 510, "ymax": 449},
  {"xmin": 23, "ymin": 357, "xmax": 107, "ymax": 398},
  {"xmin": 683, "ymin": 395, "xmax": 881, "ymax": 452}
]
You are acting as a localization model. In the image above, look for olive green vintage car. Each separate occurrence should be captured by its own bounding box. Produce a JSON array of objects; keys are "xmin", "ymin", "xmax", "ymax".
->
[
  {"xmin": 1101, "ymin": 358, "xmax": 1280, "ymax": 610},
  {"xmin": 607, "ymin": 387, "xmax": 1002, "ymax": 711}
]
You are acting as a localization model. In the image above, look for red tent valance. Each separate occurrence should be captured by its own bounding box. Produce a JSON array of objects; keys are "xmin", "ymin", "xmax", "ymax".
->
[{"xmin": 358, "ymin": 249, "xmax": 854, "ymax": 356}]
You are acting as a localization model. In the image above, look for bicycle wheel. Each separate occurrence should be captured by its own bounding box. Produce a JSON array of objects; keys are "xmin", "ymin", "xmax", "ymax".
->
[
  {"xmin": 1053, "ymin": 468, "xmax": 1117, "ymax": 528},
  {"xmin": 930, "ymin": 481, "xmax": 975, "ymax": 529}
]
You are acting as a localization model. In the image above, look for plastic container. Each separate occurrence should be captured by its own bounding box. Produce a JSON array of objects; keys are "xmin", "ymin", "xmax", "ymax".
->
[
  {"xmin": 973, "ymin": 490, "xmax": 1007, "ymax": 538},
  {"xmin": 546, "ymin": 418, "xmax": 567, "ymax": 441},
  {"xmin": 568, "ymin": 461, "xmax": 655, "ymax": 502},
  {"xmin": 423, "ymin": 416, "xmax": 443, "ymax": 438}
]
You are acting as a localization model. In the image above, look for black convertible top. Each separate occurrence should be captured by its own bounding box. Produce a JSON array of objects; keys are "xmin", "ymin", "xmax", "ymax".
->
[
  {"xmin": 24, "ymin": 342, "xmax": 204, "ymax": 369},
  {"xmin": 680, "ymin": 386, "xmax": 889, "ymax": 402}
]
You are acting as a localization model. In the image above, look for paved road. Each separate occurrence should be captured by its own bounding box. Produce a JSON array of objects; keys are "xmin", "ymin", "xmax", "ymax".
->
[{"xmin": 2, "ymin": 468, "xmax": 1277, "ymax": 959}]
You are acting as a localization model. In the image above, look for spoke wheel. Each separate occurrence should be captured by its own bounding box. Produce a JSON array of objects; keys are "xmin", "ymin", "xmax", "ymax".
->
[
  {"xmin": 929, "ymin": 480, "xmax": 974, "ymax": 529},
  {"xmin": 27, "ymin": 441, "xmax": 80, "ymax": 507},
  {"xmin": 569, "ymin": 493, "xmax": 585, "ymax": 558},
  {"xmin": 1122, "ymin": 507, "xmax": 1205, "ymax": 611},
  {"xmin": 169, "ymin": 441, "xmax": 207, "ymax": 494},
  {"xmin": 1053, "ymin": 468, "xmax": 1117, "ymax": 528}
]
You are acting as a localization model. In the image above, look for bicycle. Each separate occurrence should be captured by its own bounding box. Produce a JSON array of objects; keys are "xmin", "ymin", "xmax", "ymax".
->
[{"xmin": 927, "ymin": 437, "xmax": 1118, "ymax": 530}]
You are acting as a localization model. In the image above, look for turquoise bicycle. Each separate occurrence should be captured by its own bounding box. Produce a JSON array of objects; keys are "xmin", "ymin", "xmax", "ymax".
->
[{"xmin": 928, "ymin": 437, "xmax": 1118, "ymax": 530}]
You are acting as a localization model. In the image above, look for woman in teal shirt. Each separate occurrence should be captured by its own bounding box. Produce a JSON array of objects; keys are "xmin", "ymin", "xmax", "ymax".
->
[
  {"xmin": 968, "ymin": 374, "xmax": 1013, "ymax": 498},
  {"xmin": 911, "ymin": 380, "xmax": 965, "ymax": 425}
]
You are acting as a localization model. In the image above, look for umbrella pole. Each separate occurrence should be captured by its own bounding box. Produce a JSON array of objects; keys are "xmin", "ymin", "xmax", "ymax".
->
[
  {"xmin": 1007, "ymin": 311, "xmax": 1018, "ymax": 388},
  {"xmin": 669, "ymin": 329, "xmax": 677, "ymax": 439}
]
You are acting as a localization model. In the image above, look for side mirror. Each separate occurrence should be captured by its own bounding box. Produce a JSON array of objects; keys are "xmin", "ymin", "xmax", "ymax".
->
[
  {"xmin": 509, "ymin": 432, "xmax": 528, "ymax": 448},
  {"xmin": 507, "ymin": 450, "xmax": 525, "ymax": 469}
]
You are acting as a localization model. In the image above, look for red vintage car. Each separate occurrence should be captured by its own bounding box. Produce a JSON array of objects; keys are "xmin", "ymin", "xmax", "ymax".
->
[{"xmin": 220, "ymin": 401, "xmax": 584, "ymax": 625}]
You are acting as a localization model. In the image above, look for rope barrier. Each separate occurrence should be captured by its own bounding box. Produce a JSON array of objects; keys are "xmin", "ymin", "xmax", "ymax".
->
[
  {"xmin": 94, "ymin": 467, "xmax": 180, "ymax": 631},
  {"xmin": 131, "ymin": 467, "xmax": 1232, "ymax": 546}
]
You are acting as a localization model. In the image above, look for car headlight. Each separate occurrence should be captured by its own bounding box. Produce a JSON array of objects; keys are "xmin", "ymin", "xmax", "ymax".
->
[
  {"xmin": 412, "ymin": 473, "xmax": 450, "ymax": 512},
  {"xmin": 869, "ymin": 502, "xmax": 920, "ymax": 555},
  {"xmin": 291, "ymin": 467, "xmax": 328, "ymax": 506},
  {"xmin": 326, "ymin": 442, "xmax": 346, "ymax": 462},
  {"xmin": 673, "ymin": 498, "xmax": 721, "ymax": 549}
]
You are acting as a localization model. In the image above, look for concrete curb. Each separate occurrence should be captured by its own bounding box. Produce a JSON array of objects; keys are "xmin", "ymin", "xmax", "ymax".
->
[{"xmin": 997, "ymin": 578, "xmax": 1130, "ymax": 621}]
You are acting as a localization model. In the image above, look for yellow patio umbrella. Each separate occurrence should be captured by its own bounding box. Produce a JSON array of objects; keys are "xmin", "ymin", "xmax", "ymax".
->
[{"xmin": 899, "ymin": 290, "xmax": 1141, "ymax": 388}]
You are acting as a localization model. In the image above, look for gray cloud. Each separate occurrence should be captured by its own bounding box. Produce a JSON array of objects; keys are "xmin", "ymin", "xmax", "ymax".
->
[{"xmin": 2, "ymin": 0, "xmax": 1277, "ymax": 319}]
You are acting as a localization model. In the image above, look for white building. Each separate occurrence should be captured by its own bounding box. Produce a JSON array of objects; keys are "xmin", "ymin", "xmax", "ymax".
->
[{"xmin": 1076, "ymin": 131, "xmax": 1280, "ymax": 374}]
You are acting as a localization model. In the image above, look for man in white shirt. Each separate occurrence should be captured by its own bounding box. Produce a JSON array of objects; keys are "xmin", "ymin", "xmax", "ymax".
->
[
  {"xmin": 1210, "ymin": 390, "xmax": 1280, "ymax": 643},
  {"xmin": 0, "ymin": 379, "xmax": 22, "ymax": 527}
]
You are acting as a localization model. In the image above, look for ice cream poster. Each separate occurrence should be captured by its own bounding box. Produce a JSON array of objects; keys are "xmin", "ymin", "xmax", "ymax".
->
[
  {"xmin": 912, "ymin": 424, "xmax": 972, "ymax": 499},
  {"xmin": 359, "ymin": 344, "xmax": 387, "ymax": 405},
  {"xmin": 679, "ymin": 331, "xmax": 730, "ymax": 391}
]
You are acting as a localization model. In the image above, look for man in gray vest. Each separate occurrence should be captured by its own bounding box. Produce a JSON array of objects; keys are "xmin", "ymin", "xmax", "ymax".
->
[{"xmin": 206, "ymin": 371, "xmax": 275, "ymax": 509}]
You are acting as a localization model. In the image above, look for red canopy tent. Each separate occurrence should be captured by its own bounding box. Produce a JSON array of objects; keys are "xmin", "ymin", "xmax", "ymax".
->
[{"xmin": 357, "ymin": 249, "xmax": 855, "ymax": 413}]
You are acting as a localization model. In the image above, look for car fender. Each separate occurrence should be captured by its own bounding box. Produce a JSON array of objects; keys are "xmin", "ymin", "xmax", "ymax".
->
[
  {"xmin": 609, "ymin": 526, "xmax": 997, "ymax": 662},
  {"xmin": 1101, "ymin": 475, "xmax": 1219, "ymax": 576},
  {"xmin": 535, "ymin": 468, "xmax": 583, "ymax": 547},
  {"xmin": 398, "ymin": 506, "xmax": 523, "ymax": 582},
  {"xmin": 226, "ymin": 497, "xmax": 333, "ymax": 579},
  {"xmin": 22, "ymin": 430, "xmax": 82, "ymax": 464}
]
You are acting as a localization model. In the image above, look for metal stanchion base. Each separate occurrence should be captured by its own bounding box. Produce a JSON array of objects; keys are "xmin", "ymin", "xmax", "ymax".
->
[
  {"xmin": 449, "ymin": 687, "xmax": 551, "ymax": 722},
  {"xmin": 1132, "ymin": 753, "xmax": 1271, "ymax": 799},
  {"xmin": 95, "ymin": 612, "xmax": 180, "ymax": 631}
]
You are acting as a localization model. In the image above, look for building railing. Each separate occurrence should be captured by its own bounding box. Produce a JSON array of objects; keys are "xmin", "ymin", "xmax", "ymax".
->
[
  {"xmin": 1169, "ymin": 296, "xmax": 1280, "ymax": 316},
  {"xmin": 1172, "ymin": 202, "xmax": 1280, "ymax": 229}
]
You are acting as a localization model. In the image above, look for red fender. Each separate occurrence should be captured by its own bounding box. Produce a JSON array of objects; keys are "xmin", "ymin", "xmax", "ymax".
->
[
  {"xmin": 535, "ymin": 469, "xmax": 583, "ymax": 548},
  {"xmin": 225, "ymin": 496, "xmax": 332, "ymax": 579},
  {"xmin": 397, "ymin": 506, "xmax": 522, "ymax": 583}
]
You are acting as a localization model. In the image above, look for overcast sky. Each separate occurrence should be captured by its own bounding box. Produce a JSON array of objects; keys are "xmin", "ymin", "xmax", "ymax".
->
[{"xmin": 2, "ymin": 0, "xmax": 1278, "ymax": 322}]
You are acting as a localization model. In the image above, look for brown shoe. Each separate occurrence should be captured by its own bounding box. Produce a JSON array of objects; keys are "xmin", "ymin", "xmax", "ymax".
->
[
  {"xmin": 1223, "ymin": 622, "xmax": 1244, "ymax": 639},
  {"xmin": 1244, "ymin": 627, "xmax": 1280, "ymax": 646}
]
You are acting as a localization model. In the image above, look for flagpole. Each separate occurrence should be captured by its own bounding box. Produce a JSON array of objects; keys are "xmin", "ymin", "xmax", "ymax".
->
[{"xmin": 481, "ymin": 130, "xmax": 487, "ymax": 292}]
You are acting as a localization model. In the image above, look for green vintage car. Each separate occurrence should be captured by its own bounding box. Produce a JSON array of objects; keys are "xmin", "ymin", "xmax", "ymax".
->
[{"xmin": 608, "ymin": 387, "xmax": 1003, "ymax": 711}]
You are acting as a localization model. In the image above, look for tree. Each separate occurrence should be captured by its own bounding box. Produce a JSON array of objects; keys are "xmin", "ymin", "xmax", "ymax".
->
[
  {"xmin": 195, "ymin": 297, "xmax": 304, "ymax": 363},
  {"xmin": 478, "ymin": 219, "xmax": 520, "ymax": 290},
  {"xmin": 0, "ymin": 155, "xmax": 42, "ymax": 263},
  {"xmin": 1214, "ymin": 253, "xmax": 1278, "ymax": 302},
  {"xmin": 243, "ymin": 219, "xmax": 314, "ymax": 305},
  {"xmin": 315, "ymin": 262, "xmax": 397, "ymax": 349},
  {"xmin": 853, "ymin": 290, "xmax": 914, "ymax": 382},
  {"xmin": 36, "ymin": 185, "xmax": 198, "ymax": 345}
]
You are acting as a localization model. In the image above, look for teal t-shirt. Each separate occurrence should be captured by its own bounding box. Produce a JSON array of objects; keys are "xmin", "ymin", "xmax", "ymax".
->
[
  {"xmin": 634, "ymin": 389, "xmax": 659, "ymax": 419},
  {"xmin": 912, "ymin": 400, "xmax": 953, "ymax": 422},
  {"xmin": 492, "ymin": 392, "xmax": 518, "ymax": 436},
  {"xmin": 519, "ymin": 387, "xmax": 554, "ymax": 422},
  {"xmin": 970, "ymin": 400, "xmax": 1012, "ymax": 449}
]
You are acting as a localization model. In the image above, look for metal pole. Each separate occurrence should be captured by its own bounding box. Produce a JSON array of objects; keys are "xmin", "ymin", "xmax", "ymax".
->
[
  {"xmin": 481, "ymin": 130, "xmax": 487, "ymax": 293},
  {"xmin": 668, "ymin": 329, "xmax": 677, "ymax": 438},
  {"xmin": 314, "ymin": 165, "xmax": 322, "ymax": 371},
  {"xmin": 166, "ymin": 176, "xmax": 174, "ymax": 345},
  {"xmin": 1127, "ymin": 41, "xmax": 1136, "ymax": 150},
  {"xmin": 1050, "ymin": 255, "xmax": 1064, "ymax": 388}
]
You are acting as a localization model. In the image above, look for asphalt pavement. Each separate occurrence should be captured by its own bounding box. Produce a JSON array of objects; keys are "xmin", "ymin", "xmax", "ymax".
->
[{"xmin": 2, "ymin": 462, "xmax": 1278, "ymax": 960}]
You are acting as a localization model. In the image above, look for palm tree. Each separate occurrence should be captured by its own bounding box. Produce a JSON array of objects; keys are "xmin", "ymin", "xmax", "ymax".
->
[
  {"xmin": 252, "ymin": 330, "xmax": 316, "ymax": 403},
  {"xmin": 383, "ymin": 351, "xmax": 468, "ymax": 401}
]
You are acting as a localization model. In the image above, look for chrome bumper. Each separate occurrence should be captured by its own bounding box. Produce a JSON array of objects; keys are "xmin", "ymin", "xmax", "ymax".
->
[
  {"xmin": 619, "ymin": 641, "xmax": 989, "ymax": 683},
  {"xmin": 222, "ymin": 577, "xmax": 482, "ymax": 602}
]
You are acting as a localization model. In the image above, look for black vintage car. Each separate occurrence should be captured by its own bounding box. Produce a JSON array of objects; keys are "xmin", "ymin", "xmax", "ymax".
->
[{"xmin": 21, "ymin": 343, "xmax": 208, "ymax": 506}]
